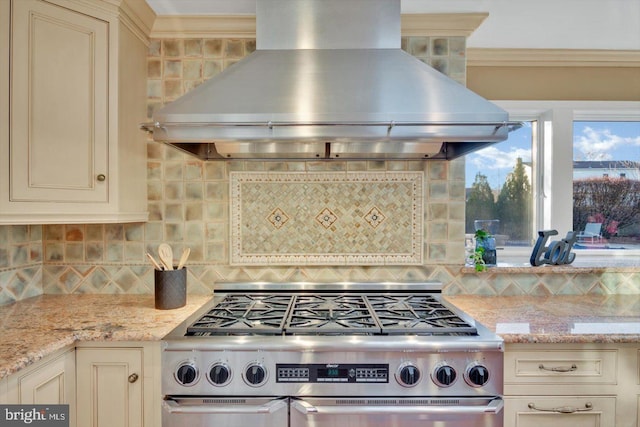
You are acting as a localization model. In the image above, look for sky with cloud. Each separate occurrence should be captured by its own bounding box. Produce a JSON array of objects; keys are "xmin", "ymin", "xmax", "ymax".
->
[
  {"xmin": 573, "ymin": 122, "xmax": 640, "ymax": 161},
  {"xmin": 465, "ymin": 123, "xmax": 533, "ymax": 188},
  {"xmin": 465, "ymin": 121, "xmax": 640, "ymax": 189}
]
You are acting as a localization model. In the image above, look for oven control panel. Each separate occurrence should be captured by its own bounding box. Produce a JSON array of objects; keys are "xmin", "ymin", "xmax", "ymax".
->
[{"xmin": 276, "ymin": 364, "xmax": 389, "ymax": 383}]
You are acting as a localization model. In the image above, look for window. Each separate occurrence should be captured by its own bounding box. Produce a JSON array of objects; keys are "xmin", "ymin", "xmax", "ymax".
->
[
  {"xmin": 572, "ymin": 120, "xmax": 640, "ymax": 250},
  {"xmin": 467, "ymin": 100, "xmax": 640, "ymax": 265},
  {"xmin": 465, "ymin": 121, "xmax": 536, "ymax": 258}
]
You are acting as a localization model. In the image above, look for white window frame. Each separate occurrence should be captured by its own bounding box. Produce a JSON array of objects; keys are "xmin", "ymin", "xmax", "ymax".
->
[{"xmin": 492, "ymin": 100, "xmax": 640, "ymax": 263}]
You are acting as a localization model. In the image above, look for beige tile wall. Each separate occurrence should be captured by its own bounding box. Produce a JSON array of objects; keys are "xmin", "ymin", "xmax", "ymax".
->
[
  {"xmin": 0, "ymin": 225, "xmax": 43, "ymax": 304},
  {"xmin": 39, "ymin": 36, "xmax": 469, "ymax": 295},
  {"xmin": 1, "ymin": 36, "xmax": 638, "ymax": 305}
]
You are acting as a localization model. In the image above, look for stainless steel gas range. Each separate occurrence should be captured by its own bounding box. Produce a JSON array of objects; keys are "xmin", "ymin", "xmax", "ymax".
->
[{"xmin": 161, "ymin": 282, "xmax": 504, "ymax": 427}]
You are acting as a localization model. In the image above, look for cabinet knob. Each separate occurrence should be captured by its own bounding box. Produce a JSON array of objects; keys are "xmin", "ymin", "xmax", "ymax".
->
[
  {"xmin": 97, "ymin": 174, "xmax": 106, "ymax": 182},
  {"xmin": 128, "ymin": 373, "xmax": 139, "ymax": 383}
]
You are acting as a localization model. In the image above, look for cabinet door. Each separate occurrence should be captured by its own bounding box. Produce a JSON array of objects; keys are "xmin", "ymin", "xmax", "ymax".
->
[
  {"xmin": 505, "ymin": 396, "xmax": 616, "ymax": 427},
  {"xmin": 17, "ymin": 349, "xmax": 75, "ymax": 406},
  {"xmin": 76, "ymin": 348, "xmax": 144, "ymax": 427},
  {"xmin": 0, "ymin": 377, "xmax": 7, "ymax": 404},
  {"xmin": 10, "ymin": 0, "xmax": 108, "ymax": 203},
  {"xmin": 4, "ymin": 348, "xmax": 76, "ymax": 426}
]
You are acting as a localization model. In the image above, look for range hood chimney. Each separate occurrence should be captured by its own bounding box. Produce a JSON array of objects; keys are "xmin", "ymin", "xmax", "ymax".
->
[{"xmin": 142, "ymin": 0, "xmax": 521, "ymax": 160}]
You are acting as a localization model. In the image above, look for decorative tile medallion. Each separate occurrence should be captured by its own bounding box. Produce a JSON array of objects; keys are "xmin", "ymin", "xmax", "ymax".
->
[
  {"xmin": 364, "ymin": 207, "xmax": 386, "ymax": 228},
  {"xmin": 230, "ymin": 172, "xmax": 423, "ymax": 265},
  {"xmin": 268, "ymin": 208, "xmax": 289, "ymax": 229},
  {"xmin": 316, "ymin": 208, "xmax": 338, "ymax": 229}
]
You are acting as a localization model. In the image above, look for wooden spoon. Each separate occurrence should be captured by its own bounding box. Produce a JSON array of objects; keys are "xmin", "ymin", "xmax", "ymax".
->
[
  {"xmin": 146, "ymin": 252, "xmax": 163, "ymax": 271},
  {"xmin": 158, "ymin": 243, "xmax": 174, "ymax": 270},
  {"xmin": 177, "ymin": 248, "xmax": 191, "ymax": 270}
]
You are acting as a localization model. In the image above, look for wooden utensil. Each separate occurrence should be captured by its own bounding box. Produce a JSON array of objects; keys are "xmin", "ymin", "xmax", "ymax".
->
[
  {"xmin": 158, "ymin": 243, "xmax": 174, "ymax": 270},
  {"xmin": 177, "ymin": 248, "xmax": 191, "ymax": 270},
  {"xmin": 146, "ymin": 252, "xmax": 163, "ymax": 270}
]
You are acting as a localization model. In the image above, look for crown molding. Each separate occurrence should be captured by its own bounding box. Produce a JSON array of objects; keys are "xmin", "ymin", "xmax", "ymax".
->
[
  {"xmin": 468, "ymin": 48, "xmax": 640, "ymax": 67},
  {"xmin": 151, "ymin": 15, "xmax": 255, "ymax": 39},
  {"xmin": 117, "ymin": 0, "xmax": 156, "ymax": 44},
  {"xmin": 401, "ymin": 13, "xmax": 488, "ymax": 37},
  {"xmin": 120, "ymin": 0, "xmax": 156, "ymax": 37},
  {"xmin": 45, "ymin": 0, "xmax": 154, "ymax": 42},
  {"xmin": 150, "ymin": 13, "xmax": 489, "ymax": 39}
]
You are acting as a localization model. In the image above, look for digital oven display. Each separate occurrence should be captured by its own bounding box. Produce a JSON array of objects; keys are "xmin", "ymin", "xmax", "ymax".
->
[
  {"xmin": 276, "ymin": 364, "xmax": 389, "ymax": 383},
  {"xmin": 318, "ymin": 367, "xmax": 349, "ymax": 378}
]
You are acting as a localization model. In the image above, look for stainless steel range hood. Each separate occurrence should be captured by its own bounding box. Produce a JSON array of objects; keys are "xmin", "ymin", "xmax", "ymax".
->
[{"xmin": 142, "ymin": 0, "xmax": 521, "ymax": 161}]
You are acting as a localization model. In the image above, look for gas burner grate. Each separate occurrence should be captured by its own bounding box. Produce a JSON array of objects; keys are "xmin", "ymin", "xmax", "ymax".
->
[
  {"xmin": 285, "ymin": 295, "xmax": 381, "ymax": 334},
  {"xmin": 185, "ymin": 292, "xmax": 477, "ymax": 336},
  {"xmin": 368, "ymin": 295, "xmax": 477, "ymax": 335},
  {"xmin": 186, "ymin": 294, "xmax": 293, "ymax": 335}
]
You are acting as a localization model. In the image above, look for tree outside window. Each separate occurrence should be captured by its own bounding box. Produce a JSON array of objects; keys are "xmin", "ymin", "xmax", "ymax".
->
[
  {"xmin": 573, "ymin": 121, "xmax": 640, "ymax": 249},
  {"xmin": 465, "ymin": 123, "xmax": 534, "ymax": 249}
]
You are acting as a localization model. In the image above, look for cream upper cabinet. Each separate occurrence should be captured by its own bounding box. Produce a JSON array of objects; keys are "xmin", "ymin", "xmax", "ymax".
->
[{"xmin": 0, "ymin": 0, "xmax": 152, "ymax": 224}]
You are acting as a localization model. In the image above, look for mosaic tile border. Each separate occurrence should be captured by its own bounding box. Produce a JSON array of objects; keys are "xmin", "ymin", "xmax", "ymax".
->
[{"xmin": 230, "ymin": 172, "xmax": 424, "ymax": 265}]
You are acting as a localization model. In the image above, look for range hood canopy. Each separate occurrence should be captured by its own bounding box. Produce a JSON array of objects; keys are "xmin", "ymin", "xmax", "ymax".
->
[{"xmin": 143, "ymin": 0, "xmax": 521, "ymax": 161}]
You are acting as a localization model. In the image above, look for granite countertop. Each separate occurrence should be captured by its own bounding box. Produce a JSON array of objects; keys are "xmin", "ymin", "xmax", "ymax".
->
[
  {"xmin": 1, "ymin": 293, "xmax": 640, "ymax": 381},
  {"xmin": 0, "ymin": 294, "xmax": 211, "ymax": 379},
  {"xmin": 446, "ymin": 294, "xmax": 640, "ymax": 344}
]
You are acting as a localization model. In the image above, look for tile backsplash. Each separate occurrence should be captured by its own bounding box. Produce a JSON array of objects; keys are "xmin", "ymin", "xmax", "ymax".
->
[
  {"xmin": 1, "ymin": 35, "xmax": 637, "ymax": 304},
  {"xmin": 230, "ymin": 171, "xmax": 424, "ymax": 265},
  {"xmin": 0, "ymin": 225, "xmax": 43, "ymax": 305}
]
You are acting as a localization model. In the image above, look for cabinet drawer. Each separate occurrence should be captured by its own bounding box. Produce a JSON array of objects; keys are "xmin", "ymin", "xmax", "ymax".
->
[
  {"xmin": 505, "ymin": 396, "xmax": 616, "ymax": 427},
  {"xmin": 505, "ymin": 350, "xmax": 617, "ymax": 385}
]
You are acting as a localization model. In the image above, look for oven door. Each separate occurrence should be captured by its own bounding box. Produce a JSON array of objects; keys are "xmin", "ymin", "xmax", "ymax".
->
[
  {"xmin": 162, "ymin": 397, "xmax": 288, "ymax": 427},
  {"xmin": 291, "ymin": 396, "xmax": 504, "ymax": 427}
]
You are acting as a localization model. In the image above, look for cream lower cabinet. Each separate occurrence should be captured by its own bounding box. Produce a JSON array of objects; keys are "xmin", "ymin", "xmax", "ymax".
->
[
  {"xmin": 504, "ymin": 343, "xmax": 639, "ymax": 427},
  {"xmin": 1, "ymin": 347, "xmax": 76, "ymax": 426},
  {"xmin": 75, "ymin": 342, "xmax": 161, "ymax": 427},
  {"xmin": 0, "ymin": 377, "xmax": 7, "ymax": 403},
  {"xmin": 504, "ymin": 396, "xmax": 616, "ymax": 427},
  {"xmin": 0, "ymin": 0, "xmax": 152, "ymax": 224}
]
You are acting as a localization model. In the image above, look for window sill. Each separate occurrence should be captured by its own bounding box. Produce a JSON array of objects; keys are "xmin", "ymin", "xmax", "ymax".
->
[
  {"xmin": 462, "ymin": 246, "xmax": 640, "ymax": 273},
  {"xmin": 461, "ymin": 261, "xmax": 640, "ymax": 274}
]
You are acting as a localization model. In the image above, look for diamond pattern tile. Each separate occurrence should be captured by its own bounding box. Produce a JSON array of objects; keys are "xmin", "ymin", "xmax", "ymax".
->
[
  {"xmin": 230, "ymin": 172, "xmax": 423, "ymax": 265},
  {"xmin": 1, "ymin": 34, "xmax": 640, "ymax": 304}
]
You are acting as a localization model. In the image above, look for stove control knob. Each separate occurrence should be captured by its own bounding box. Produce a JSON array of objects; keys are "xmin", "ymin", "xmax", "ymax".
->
[
  {"xmin": 175, "ymin": 362, "xmax": 199, "ymax": 386},
  {"xmin": 207, "ymin": 362, "xmax": 232, "ymax": 386},
  {"xmin": 432, "ymin": 364, "xmax": 457, "ymax": 387},
  {"xmin": 465, "ymin": 362, "xmax": 490, "ymax": 387},
  {"xmin": 243, "ymin": 362, "xmax": 268, "ymax": 387},
  {"xmin": 395, "ymin": 362, "xmax": 421, "ymax": 387}
]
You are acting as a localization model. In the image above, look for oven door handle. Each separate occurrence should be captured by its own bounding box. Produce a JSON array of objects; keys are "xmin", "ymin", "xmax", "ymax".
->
[
  {"xmin": 163, "ymin": 398, "xmax": 287, "ymax": 414},
  {"xmin": 291, "ymin": 398, "xmax": 504, "ymax": 416}
]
